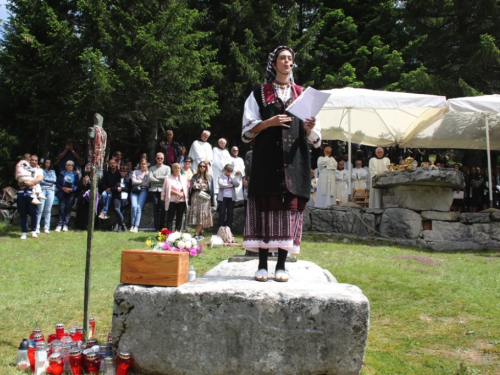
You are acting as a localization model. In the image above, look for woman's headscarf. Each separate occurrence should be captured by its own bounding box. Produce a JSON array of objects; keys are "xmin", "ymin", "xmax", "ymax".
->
[{"xmin": 264, "ymin": 45, "xmax": 296, "ymax": 84}]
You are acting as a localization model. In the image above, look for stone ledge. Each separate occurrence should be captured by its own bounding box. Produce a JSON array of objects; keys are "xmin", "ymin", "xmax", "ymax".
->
[
  {"xmin": 421, "ymin": 211, "xmax": 460, "ymax": 222},
  {"xmin": 372, "ymin": 167, "xmax": 464, "ymax": 189},
  {"xmin": 460, "ymin": 213, "xmax": 491, "ymax": 223},
  {"xmin": 112, "ymin": 261, "xmax": 369, "ymax": 375}
]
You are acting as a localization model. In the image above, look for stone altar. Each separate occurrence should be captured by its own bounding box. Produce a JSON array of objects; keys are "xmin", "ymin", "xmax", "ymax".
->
[
  {"xmin": 372, "ymin": 167, "xmax": 465, "ymax": 211},
  {"xmin": 112, "ymin": 260, "xmax": 369, "ymax": 375}
]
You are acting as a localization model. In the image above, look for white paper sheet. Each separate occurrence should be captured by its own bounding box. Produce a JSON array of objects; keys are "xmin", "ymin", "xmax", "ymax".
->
[{"xmin": 287, "ymin": 87, "xmax": 331, "ymax": 121}]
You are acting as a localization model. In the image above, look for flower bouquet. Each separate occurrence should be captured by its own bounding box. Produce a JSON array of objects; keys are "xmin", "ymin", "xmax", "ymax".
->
[{"xmin": 146, "ymin": 228, "xmax": 203, "ymax": 257}]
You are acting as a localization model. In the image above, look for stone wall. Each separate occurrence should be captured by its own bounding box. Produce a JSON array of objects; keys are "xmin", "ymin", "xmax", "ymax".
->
[{"xmin": 303, "ymin": 206, "xmax": 500, "ymax": 251}]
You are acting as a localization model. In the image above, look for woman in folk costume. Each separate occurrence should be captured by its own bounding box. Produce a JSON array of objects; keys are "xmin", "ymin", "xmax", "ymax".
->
[
  {"xmin": 314, "ymin": 146, "xmax": 337, "ymax": 208},
  {"xmin": 334, "ymin": 160, "xmax": 349, "ymax": 204},
  {"xmin": 242, "ymin": 45, "xmax": 321, "ymax": 282},
  {"xmin": 369, "ymin": 147, "xmax": 390, "ymax": 208}
]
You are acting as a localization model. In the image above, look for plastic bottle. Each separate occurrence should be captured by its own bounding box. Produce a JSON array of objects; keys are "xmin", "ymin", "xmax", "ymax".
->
[
  {"xmin": 104, "ymin": 356, "xmax": 116, "ymax": 375},
  {"xmin": 34, "ymin": 341, "xmax": 48, "ymax": 375},
  {"xmin": 16, "ymin": 338, "xmax": 30, "ymax": 371},
  {"xmin": 188, "ymin": 265, "xmax": 196, "ymax": 281}
]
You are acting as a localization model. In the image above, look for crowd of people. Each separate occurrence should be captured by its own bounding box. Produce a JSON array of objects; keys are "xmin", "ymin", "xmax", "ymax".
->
[
  {"xmin": 15, "ymin": 130, "xmax": 246, "ymax": 241},
  {"xmin": 12, "ymin": 45, "xmax": 500, "ymax": 285}
]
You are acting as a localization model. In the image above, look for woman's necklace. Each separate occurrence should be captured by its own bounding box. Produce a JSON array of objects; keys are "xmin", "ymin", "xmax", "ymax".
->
[
  {"xmin": 273, "ymin": 80, "xmax": 291, "ymax": 102},
  {"xmin": 273, "ymin": 80, "xmax": 290, "ymax": 89}
]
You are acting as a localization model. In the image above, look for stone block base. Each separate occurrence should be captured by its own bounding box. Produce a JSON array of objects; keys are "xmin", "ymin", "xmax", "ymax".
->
[
  {"xmin": 383, "ymin": 185, "xmax": 453, "ymax": 211},
  {"xmin": 112, "ymin": 260, "xmax": 369, "ymax": 375}
]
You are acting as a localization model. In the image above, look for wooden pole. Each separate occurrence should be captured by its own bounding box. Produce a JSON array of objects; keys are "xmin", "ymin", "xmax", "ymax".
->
[{"xmin": 83, "ymin": 114, "xmax": 104, "ymax": 340}]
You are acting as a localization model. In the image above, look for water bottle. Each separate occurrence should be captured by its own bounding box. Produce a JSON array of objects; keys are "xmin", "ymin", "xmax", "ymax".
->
[{"xmin": 16, "ymin": 338, "xmax": 30, "ymax": 371}]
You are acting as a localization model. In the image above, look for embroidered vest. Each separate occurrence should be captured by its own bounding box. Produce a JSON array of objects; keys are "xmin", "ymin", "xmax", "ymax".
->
[{"xmin": 248, "ymin": 83, "xmax": 312, "ymax": 200}]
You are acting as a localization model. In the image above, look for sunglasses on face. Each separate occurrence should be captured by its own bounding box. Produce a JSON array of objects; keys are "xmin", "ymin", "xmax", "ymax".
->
[{"xmin": 199, "ymin": 165, "xmax": 206, "ymax": 168}]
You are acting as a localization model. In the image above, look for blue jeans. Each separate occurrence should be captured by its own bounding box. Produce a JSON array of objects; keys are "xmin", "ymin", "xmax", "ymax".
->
[
  {"xmin": 58, "ymin": 194, "xmax": 75, "ymax": 227},
  {"xmin": 218, "ymin": 197, "xmax": 235, "ymax": 229},
  {"xmin": 113, "ymin": 198, "xmax": 129, "ymax": 226},
  {"xmin": 131, "ymin": 189, "xmax": 148, "ymax": 227},
  {"xmin": 36, "ymin": 188, "xmax": 55, "ymax": 230},
  {"xmin": 101, "ymin": 190, "xmax": 112, "ymax": 214},
  {"xmin": 17, "ymin": 190, "xmax": 37, "ymax": 233}
]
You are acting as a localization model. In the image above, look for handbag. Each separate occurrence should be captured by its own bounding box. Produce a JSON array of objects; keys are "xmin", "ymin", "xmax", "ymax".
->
[
  {"xmin": 131, "ymin": 185, "xmax": 142, "ymax": 194},
  {"xmin": 198, "ymin": 191, "xmax": 211, "ymax": 200}
]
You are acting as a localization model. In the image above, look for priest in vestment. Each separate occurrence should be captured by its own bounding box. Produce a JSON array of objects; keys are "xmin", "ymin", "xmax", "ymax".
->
[
  {"xmin": 212, "ymin": 138, "xmax": 231, "ymax": 195},
  {"xmin": 352, "ymin": 159, "xmax": 369, "ymax": 190},
  {"xmin": 188, "ymin": 130, "xmax": 214, "ymax": 175},
  {"xmin": 335, "ymin": 160, "xmax": 349, "ymax": 204},
  {"xmin": 314, "ymin": 146, "xmax": 337, "ymax": 208},
  {"xmin": 369, "ymin": 147, "xmax": 390, "ymax": 208}
]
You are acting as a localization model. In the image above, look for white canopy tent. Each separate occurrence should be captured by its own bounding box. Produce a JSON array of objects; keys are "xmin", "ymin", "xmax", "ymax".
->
[
  {"xmin": 317, "ymin": 87, "xmax": 448, "ymax": 196},
  {"xmin": 402, "ymin": 95, "xmax": 500, "ymax": 207}
]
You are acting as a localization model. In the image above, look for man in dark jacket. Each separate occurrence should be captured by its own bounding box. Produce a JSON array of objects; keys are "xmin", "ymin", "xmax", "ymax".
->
[{"xmin": 99, "ymin": 158, "xmax": 120, "ymax": 219}]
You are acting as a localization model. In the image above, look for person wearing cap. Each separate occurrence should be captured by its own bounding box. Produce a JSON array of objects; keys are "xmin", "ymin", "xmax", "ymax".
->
[{"xmin": 55, "ymin": 160, "xmax": 80, "ymax": 232}]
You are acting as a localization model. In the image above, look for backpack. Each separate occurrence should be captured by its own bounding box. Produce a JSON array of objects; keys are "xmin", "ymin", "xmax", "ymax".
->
[{"xmin": 217, "ymin": 226, "xmax": 234, "ymax": 244}]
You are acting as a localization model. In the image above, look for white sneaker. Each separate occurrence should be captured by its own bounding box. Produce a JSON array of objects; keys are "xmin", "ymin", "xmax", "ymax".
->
[
  {"xmin": 55, "ymin": 226, "xmax": 62, "ymax": 232},
  {"xmin": 32, "ymin": 198, "xmax": 42, "ymax": 205},
  {"xmin": 62, "ymin": 226, "xmax": 68, "ymax": 232},
  {"xmin": 31, "ymin": 231, "xmax": 38, "ymax": 238},
  {"xmin": 254, "ymin": 269, "xmax": 268, "ymax": 282},
  {"xmin": 36, "ymin": 229, "xmax": 40, "ymax": 234},
  {"xmin": 20, "ymin": 233, "xmax": 27, "ymax": 240},
  {"xmin": 129, "ymin": 226, "xmax": 135, "ymax": 232},
  {"xmin": 44, "ymin": 228, "xmax": 50, "ymax": 234}
]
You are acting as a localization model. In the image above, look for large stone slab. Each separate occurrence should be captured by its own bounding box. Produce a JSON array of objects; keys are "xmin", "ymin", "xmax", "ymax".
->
[
  {"xmin": 372, "ymin": 167, "xmax": 464, "ymax": 189},
  {"xmin": 421, "ymin": 211, "xmax": 460, "ymax": 222},
  {"xmin": 460, "ymin": 213, "xmax": 491, "ymax": 223},
  {"xmin": 112, "ymin": 261, "xmax": 369, "ymax": 375},
  {"xmin": 379, "ymin": 208, "xmax": 422, "ymax": 239},
  {"xmin": 383, "ymin": 185, "xmax": 453, "ymax": 211},
  {"xmin": 421, "ymin": 221, "xmax": 470, "ymax": 242}
]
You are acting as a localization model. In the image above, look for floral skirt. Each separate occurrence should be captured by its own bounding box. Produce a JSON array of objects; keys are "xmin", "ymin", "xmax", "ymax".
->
[
  {"xmin": 187, "ymin": 191, "xmax": 213, "ymax": 228},
  {"xmin": 243, "ymin": 196, "xmax": 304, "ymax": 254}
]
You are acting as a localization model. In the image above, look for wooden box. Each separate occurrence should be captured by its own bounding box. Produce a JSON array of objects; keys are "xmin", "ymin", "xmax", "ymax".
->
[{"xmin": 120, "ymin": 250, "xmax": 189, "ymax": 287}]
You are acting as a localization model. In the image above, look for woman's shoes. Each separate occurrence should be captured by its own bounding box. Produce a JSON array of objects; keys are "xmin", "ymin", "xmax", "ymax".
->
[
  {"xmin": 254, "ymin": 269, "xmax": 268, "ymax": 282},
  {"xmin": 274, "ymin": 269, "xmax": 289, "ymax": 282}
]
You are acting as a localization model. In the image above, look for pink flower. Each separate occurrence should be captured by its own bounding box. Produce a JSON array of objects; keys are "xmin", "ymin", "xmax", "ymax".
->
[
  {"xmin": 163, "ymin": 243, "xmax": 171, "ymax": 250},
  {"xmin": 197, "ymin": 244, "xmax": 203, "ymax": 254},
  {"xmin": 189, "ymin": 248, "xmax": 198, "ymax": 257}
]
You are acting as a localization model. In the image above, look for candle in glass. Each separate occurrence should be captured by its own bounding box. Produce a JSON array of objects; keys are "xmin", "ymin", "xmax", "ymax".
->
[
  {"xmin": 69, "ymin": 348, "xmax": 83, "ymax": 375},
  {"xmin": 84, "ymin": 351, "xmax": 101, "ymax": 375},
  {"xmin": 47, "ymin": 352, "xmax": 64, "ymax": 375},
  {"xmin": 116, "ymin": 352, "xmax": 133, "ymax": 375}
]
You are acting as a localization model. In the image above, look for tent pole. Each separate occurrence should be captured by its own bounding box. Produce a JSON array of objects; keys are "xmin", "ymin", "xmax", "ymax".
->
[
  {"xmin": 485, "ymin": 114, "xmax": 494, "ymax": 208},
  {"xmin": 348, "ymin": 108, "xmax": 352, "ymax": 201}
]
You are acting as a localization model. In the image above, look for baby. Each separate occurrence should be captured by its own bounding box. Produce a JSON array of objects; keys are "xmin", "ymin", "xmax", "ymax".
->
[{"xmin": 15, "ymin": 159, "xmax": 46, "ymax": 205}]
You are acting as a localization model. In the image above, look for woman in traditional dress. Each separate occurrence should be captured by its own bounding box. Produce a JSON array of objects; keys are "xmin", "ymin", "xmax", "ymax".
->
[
  {"xmin": 242, "ymin": 45, "xmax": 321, "ymax": 282},
  {"xmin": 188, "ymin": 162, "xmax": 214, "ymax": 240},
  {"xmin": 314, "ymin": 146, "xmax": 337, "ymax": 208},
  {"xmin": 368, "ymin": 147, "xmax": 390, "ymax": 208}
]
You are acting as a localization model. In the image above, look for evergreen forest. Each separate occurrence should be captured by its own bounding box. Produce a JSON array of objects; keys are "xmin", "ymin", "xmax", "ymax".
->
[{"xmin": 1, "ymin": 0, "xmax": 500, "ymax": 186}]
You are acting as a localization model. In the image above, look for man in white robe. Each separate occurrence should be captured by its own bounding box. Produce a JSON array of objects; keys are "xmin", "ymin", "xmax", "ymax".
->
[
  {"xmin": 369, "ymin": 147, "xmax": 390, "ymax": 208},
  {"xmin": 352, "ymin": 159, "xmax": 369, "ymax": 190},
  {"xmin": 335, "ymin": 160, "xmax": 349, "ymax": 204},
  {"xmin": 212, "ymin": 138, "xmax": 231, "ymax": 195},
  {"xmin": 188, "ymin": 130, "xmax": 214, "ymax": 175},
  {"xmin": 229, "ymin": 146, "xmax": 245, "ymax": 203},
  {"xmin": 314, "ymin": 147, "xmax": 337, "ymax": 208}
]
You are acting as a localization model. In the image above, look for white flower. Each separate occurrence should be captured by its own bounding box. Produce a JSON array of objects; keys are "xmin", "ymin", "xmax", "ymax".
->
[
  {"xmin": 184, "ymin": 240, "xmax": 192, "ymax": 248},
  {"xmin": 177, "ymin": 241, "xmax": 186, "ymax": 249},
  {"xmin": 167, "ymin": 232, "xmax": 181, "ymax": 243},
  {"xmin": 191, "ymin": 238, "xmax": 197, "ymax": 246},
  {"xmin": 182, "ymin": 233, "xmax": 192, "ymax": 241}
]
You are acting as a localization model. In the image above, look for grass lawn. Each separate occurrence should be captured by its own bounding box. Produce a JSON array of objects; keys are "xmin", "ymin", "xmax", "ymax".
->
[{"xmin": 0, "ymin": 223, "xmax": 499, "ymax": 374}]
